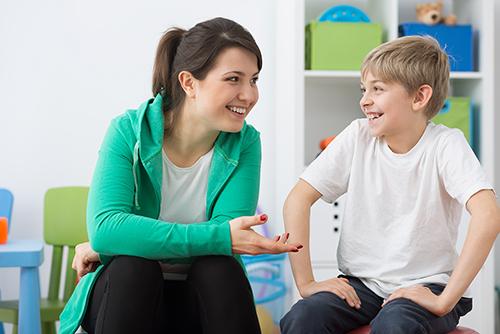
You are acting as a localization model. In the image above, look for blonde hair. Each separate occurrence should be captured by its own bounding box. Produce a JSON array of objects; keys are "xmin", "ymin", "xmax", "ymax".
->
[{"xmin": 361, "ymin": 35, "xmax": 449, "ymax": 119}]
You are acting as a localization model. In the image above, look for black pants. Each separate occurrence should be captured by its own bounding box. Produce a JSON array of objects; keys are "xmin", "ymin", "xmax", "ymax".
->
[
  {"xmin": 280, "ymin": 276, "xmax": 472, "ymax": 334},
  {"xmin": 81, "ymin": 255, "xmax": 261, "ymax": 334}
]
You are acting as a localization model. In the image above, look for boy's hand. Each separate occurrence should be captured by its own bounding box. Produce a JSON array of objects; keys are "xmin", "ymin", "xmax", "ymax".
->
[
  {"xmin": 229, "ymin": 214, "xmax": 303, "ymax": 255},
  {"xmin": 382, "ymin": 285, "xmax": 449, "ymax": 316},
  {"xmin": 300, "ymin": 277, "xmax": 361, "ymax": 309}
]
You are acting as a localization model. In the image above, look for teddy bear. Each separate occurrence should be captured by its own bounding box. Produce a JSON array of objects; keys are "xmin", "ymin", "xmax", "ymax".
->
[{"xmin": 416, "ymin": 1, "xmax": 457, "ymax": 25}]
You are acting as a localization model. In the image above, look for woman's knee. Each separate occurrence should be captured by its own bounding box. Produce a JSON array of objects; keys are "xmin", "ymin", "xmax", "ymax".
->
[
  {"xmin": 106, "ymin": 255, "xmax": 162, "ymax": 288},
  {"xmin": 189, "ymin": 255, "xmax": 243, "ymax": 281}
]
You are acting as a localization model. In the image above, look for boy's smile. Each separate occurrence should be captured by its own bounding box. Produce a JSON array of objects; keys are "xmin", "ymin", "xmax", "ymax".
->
[{"xmin": 366, "ymin": 111, "xmax": 384, "ymax": 123}]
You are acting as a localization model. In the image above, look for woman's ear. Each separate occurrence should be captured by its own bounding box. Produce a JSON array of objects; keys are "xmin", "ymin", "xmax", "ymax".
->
[
  {"xmin": 412, "ymin": 84, "xmax": 433, "ymax": 112},
  {"xmin": 178, "ymin": 71, "xmax": 196, "ymax": 98}
]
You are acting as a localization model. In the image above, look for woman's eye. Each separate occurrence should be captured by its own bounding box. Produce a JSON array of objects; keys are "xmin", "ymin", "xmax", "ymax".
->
[
  {"xmin": 251, "ymin": 77, "xmax": 259, "ymax": 85},
  {"xmin": 227, "ymin": 76, "xmax": 239, "ymax": 82}
]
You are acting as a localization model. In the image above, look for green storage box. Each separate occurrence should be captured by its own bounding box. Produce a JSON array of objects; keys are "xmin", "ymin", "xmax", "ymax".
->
[
  {"xmin": 432, "ymin": 97, "xmax": 474, "ymax": 147},
  {"xmin": 305, "ymin": 21, "xmax": 382, "ymax": 70}
]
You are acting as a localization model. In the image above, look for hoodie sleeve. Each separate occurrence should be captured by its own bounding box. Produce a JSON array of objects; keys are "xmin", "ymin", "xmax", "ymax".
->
[{"xmin": 87, "ymin": 118, "xmax": 259, "ymax": 259}]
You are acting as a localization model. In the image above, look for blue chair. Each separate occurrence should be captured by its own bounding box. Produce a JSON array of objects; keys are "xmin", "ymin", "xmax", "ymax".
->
[
  {"xmin": 0, "ymin": 188, "xmax": 14, "ymax": 334},
  {"xmin": 0, "ymin": 186, "xmax": 88, "ymax": 334}
]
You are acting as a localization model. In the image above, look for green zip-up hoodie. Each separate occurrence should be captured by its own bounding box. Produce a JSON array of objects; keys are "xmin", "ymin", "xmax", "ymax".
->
[{"xmin": 59, "ymin": 94, "xmax": 261, "ymax": 333}]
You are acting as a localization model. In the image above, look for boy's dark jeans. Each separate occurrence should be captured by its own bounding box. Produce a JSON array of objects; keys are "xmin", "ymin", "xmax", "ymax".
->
[{"xmin": 280, "ymin": 276, "xmax": 472, "ymax": 334}]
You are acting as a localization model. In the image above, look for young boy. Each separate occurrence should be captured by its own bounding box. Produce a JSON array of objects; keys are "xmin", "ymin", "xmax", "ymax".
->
[{"xmin": 280, "ymin": 36, "xmax": 500, "ymax": 334}]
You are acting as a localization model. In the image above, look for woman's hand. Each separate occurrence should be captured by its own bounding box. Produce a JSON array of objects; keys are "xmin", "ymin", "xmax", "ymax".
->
[
  {"xmin": 300, "ymin": 277, "xmax": 361, "ymax": 309},
  {"xmin": 229, "ymin": 214, "xmax": 302, "ymax": 255},
  {"xmin": 72, "ymin": 241, "xmax": 101, "ymax": 280}
]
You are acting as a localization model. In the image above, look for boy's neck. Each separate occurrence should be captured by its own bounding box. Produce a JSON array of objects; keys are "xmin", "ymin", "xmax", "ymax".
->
[{"xmin": 385, "ymin": 120, "xmax": 428, "ymax": 154}]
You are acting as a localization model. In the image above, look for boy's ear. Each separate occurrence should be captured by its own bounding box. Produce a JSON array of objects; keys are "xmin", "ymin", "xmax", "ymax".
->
[
  {"xmin": 412, "ymin": 84, "xmax": 433, "ymax": 112},
  {"xmin": 178, "ymin": 71, "xmax": 197, "ymax": 98}
]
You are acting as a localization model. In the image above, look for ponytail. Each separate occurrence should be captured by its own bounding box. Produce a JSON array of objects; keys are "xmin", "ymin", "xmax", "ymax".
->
[{"xmin": 152, "ymin": 27, "xmax": 185, "ymax": 99}]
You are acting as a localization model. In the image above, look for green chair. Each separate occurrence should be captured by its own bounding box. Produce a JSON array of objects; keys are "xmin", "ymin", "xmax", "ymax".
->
[{"xmin": 0, "ymin": 186, "xmax": 89, "ymax": 334}]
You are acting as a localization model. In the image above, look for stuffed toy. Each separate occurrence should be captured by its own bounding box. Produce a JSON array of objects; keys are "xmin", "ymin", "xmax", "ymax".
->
[{"xmin": 416, "ymin": 1, "xmax": 457, "ymax": 25}]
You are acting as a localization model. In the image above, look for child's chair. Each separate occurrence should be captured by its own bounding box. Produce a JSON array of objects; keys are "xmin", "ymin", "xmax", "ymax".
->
[
  {"xmin": 0, "ymin": 186, "xmax": 89, "ymax": 334},
  {"xmin": 348, "ymin": 325, "xmax": 478, "ymax": 333}
]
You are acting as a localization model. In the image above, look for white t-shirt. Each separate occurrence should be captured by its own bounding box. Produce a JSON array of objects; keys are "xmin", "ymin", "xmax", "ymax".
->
[
  {"xmin": 301, "ymin": 119, "xmax": 493, "ymax": 298},
  {"xmin": 158, "ymin": 147, "xmax": 214, "ymax": 280}
]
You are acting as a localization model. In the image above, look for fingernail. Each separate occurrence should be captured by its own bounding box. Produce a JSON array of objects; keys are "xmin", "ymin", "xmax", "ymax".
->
[
  {"xmin": 297, "ymin": 245, "xmax": 303, "ymax": 249},
  {"xmin": 286, "ymin": 232, "xmax": 290, "ymax": 238},
  {"xmin": 291, "ymin": 249, "xmax": 298, "ymax": 252},
  {"xmin": 260, "ymin": 214, "xmax": 268, "ymax": 221}
]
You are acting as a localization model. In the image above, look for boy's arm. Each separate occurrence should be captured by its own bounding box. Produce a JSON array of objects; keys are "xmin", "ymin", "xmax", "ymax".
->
[
  {"xmin": 285, "ymin": 179, "xmax": 361, "ymax": 308},
  {"xmin": 439, "ymin": 189, "xmax": 500, "ymax": 312},
  {"xmin": 384, "ymin": 189, "xmax": 500, "ymax": 316},
  {"xmin": 284, "ymin": 180, "xmax": 320, "ymax": 294}
]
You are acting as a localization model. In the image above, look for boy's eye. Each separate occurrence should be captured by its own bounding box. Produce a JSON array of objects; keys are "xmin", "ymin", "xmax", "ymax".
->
[
  {"xmin": 374, "ymin": 86, "xmax": 383, "ymax": 92},
  {"xmin": 360, "ymin": 87, "xmax": 366, "ymax": 94}
]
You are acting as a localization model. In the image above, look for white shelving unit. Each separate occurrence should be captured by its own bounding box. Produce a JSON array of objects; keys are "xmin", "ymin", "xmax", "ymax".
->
[{"xmin": 275, "ymin": 0, "xmax": 495, "ymax": 332}]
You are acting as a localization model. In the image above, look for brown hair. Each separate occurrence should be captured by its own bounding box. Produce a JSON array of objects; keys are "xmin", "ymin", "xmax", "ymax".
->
[
  {"xmin": 361, "ymin": 35, "xmax": 449, "ymax": 119},
  {"xmin": 152, "ymin": 17, "xmax": 262, "ymax": 131}
]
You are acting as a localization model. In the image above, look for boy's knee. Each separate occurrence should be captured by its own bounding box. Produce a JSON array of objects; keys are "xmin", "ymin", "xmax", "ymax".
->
[
  {"xmin": 371, "ymin": 300, "xmax": 428, "ymax": 334},
  {"xmin": 280, "ymin": 293, "xmax": 340, "ymax": 334},
  {"xmin": 371, "ymin": 319, "xmax": 426, "ymax": 334}
]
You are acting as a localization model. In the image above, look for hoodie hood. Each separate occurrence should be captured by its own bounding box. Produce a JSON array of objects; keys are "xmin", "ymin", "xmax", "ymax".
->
[{"xmin": 124, "ymin": 93, "xmax": 246, "ymax": 211}]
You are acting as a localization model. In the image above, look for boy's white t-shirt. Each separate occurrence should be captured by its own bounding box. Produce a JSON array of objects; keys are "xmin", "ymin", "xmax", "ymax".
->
[
  {"xmin": 301, "ymin": 119, "xmax": 493, "ymax": 298},
  {"xmin": 157, "ymin": 147, "xmax": 214, "ymax": 280}
]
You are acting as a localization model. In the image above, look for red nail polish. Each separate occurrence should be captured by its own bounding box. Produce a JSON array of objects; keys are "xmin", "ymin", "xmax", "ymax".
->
[
  {"xmin": 292, "ymin": 249, "xmax": 298, "ymax": 252},
  {"xmin": 260, "ymin": 214, "xmax": 268, "ymax": 221},
  {"xmin": 297, "ymin": 245, "xmax": 303, "ymax": 249},
  {"xmin": 286, "ymin": 232, "xmax": 290, "ymax": 239}
]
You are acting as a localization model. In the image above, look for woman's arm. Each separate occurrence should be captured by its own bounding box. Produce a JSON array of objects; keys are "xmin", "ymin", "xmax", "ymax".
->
[
  {"xmin": 88, "ymin": 120, "xmax": 297, "ymax": 259},
  {"xmin": 87, "ymin": 119, "xmax": 229, "ymax": 259}
]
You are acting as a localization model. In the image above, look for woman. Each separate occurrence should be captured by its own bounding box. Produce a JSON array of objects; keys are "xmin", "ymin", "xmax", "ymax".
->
[{"xmin": 60, "ymin": 17, "xmax": 301, "ymax": 334}]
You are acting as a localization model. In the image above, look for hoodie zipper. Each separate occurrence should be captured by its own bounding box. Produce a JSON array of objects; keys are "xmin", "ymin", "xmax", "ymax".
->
[{"xmin": 132, "ymin": 141, "xmax": 141, "ymax": 210}]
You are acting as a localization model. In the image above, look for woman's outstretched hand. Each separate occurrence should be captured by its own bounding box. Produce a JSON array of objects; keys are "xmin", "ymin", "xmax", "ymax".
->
[
  {"xmin": 72, "ymin": 241, "xmax": 101, "ymax": 280},
  {"xmin": 229, "ymin": 214, "xmax": 303, "ymax": 255}
]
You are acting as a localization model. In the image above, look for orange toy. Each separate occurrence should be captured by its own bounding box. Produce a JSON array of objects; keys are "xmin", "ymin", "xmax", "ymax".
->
[
  {"xmin": 319, "ymin": 135, "xmax": 336, "ymax": 150},
  {"xmin": 0, "ymin": 217, "xmax": 8, "ymax": 244}
]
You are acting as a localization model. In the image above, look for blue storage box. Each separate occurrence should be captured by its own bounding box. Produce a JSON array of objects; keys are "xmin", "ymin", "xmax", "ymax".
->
[{"xmin": 399, "ymin": 23, "xmax": 473, "ymax": 71}]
